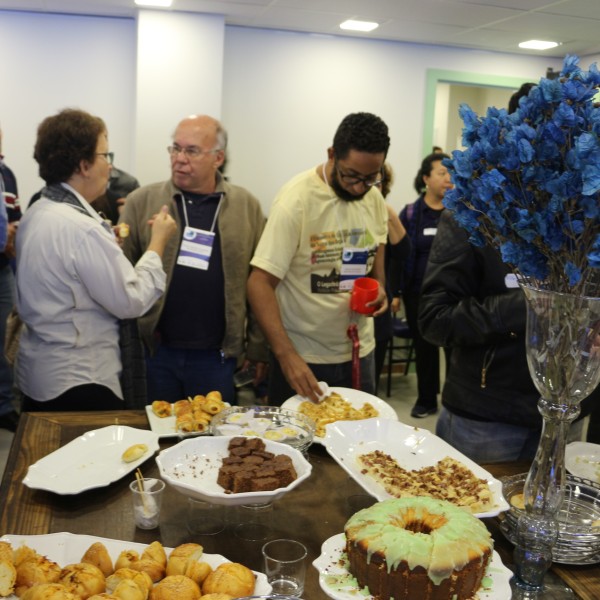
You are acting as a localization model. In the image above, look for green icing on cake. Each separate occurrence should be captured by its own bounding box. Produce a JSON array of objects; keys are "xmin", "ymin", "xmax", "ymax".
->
[{"xmin": 345, "ymin": 497, "xmax": 492, "ymax": 586}]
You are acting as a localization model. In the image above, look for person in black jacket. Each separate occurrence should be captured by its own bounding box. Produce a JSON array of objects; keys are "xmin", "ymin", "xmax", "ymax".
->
[{"xmin": 418, "ymin": 210, "xmax": 596, "ymax": 463}]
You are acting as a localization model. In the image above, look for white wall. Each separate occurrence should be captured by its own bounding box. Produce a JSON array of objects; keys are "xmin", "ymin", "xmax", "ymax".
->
[
  {"xmin": 0, "ymin": 11, "xmax": 137, "ymax": 205},
  {"xmin": 0, "ymin": 9, "xmax": 571, "ymax": 213},
  {"xmin": 222, "ymin": 26, "xmax": 558, "ymax": 212}
]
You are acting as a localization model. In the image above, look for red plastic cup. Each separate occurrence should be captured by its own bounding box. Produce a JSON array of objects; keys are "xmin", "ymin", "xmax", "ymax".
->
[{"xmin": 350, "ymin": 277, "xmax": 379, "ymax": 314}]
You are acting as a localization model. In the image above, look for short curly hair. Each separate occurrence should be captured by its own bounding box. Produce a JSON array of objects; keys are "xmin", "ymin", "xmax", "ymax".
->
[
  {"xmin": 332, "ymin": 112, "xmax": 390, "ymax": 160},
  {"xmin": 34, "ymin": 108, "xmax": 106, "ymax": 184}
]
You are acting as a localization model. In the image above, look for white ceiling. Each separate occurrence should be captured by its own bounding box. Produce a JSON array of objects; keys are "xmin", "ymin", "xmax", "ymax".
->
[{"xmin": 0, "ymin": 0, "xmax": 598, "ymax": 58}]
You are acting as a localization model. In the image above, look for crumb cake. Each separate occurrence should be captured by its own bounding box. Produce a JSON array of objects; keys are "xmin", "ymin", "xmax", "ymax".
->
[
  {"xmin": 344, "ymin": 497, "xmax": 493, "ymax": 600},
  {"xmin": 357, "ymin": 451, "xmax": 492, "ymax": 513}
]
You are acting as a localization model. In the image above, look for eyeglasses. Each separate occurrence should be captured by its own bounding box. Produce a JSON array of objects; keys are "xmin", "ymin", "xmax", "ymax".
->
[
  {"xmin": 167, "ymin": 144, "xmax": 221, "ymax": 159},
  {"xmin": 335, "ymin": 164, "xmax": 383, "ymax": 188},
  {"xmin": 97, "ymin": 152, "xmax": 114, "ymax": 165}
]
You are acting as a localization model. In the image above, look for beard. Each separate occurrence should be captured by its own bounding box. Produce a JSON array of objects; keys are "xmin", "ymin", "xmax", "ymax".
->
[{"xmin": 329, "ymin": 168, "xmax": 367, "ymax": 202}]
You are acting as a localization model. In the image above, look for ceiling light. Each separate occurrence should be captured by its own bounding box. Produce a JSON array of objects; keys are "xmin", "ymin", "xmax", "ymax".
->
[
  {"xmin": 518, "ymin": 40, "xmax": 559, "ymax": 50},
  {"xmin": 135, "ymin": 0, "xmax": 173, "ymax": 7},
  {"xmin": 340, "ymin": 20, "xmax": 379, "ymax": 33}
]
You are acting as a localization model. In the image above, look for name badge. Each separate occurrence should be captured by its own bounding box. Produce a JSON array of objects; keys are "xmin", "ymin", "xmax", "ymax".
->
[
  {"xmin": 504, "ymin": 273, "xmax": 519, "ymax": 288},
  {"xmin": 423, "ymin": 227, "xmax": 437, "ymax": 236},
  {"xmin": 177, "ymin": 226, "xmax": 214, "ymax": 270},
  {"xmin": 339, "ymin": 247, "xmax": 368, "ymax": 291}
]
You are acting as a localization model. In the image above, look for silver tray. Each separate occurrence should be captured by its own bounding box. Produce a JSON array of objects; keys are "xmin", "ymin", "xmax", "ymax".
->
[{"xmin": 498, "ymin": 472, "xmax": 600, "ymax": 565}]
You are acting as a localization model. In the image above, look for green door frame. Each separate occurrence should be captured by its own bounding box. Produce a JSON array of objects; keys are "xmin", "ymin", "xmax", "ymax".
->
[{"xmin": 422, "ymin": 69, "xmax": 530, "ymax": 156}]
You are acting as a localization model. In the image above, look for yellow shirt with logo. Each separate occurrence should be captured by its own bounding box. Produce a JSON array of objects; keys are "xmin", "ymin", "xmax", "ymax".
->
[{"xmin": 251, "ymin": 168, "xmax": 388, "ymax": 363}]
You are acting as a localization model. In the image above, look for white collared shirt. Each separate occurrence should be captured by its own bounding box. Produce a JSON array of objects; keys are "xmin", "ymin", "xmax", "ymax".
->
[{"xmin": 15, "ymin": 185, "xmax": 166, "ymax": 402}]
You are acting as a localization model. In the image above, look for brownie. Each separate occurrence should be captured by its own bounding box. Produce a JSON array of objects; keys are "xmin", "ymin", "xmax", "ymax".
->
[{"xmin": 217, "ymin": 437, "xmax": 298, "ymax": 493}]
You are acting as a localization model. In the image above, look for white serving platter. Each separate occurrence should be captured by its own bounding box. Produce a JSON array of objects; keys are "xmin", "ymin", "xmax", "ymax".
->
[
  {"xmin": 323, "ymin": 417, "xmax": 509, "ymax": 519},
  {"xmin": 23, "ymin": 425, "xmax": 159, "ymax": 494},
  {"xmin": 313, "ymin": 533, "xmax": 512, "ymax": 600},
  {"xmin": 566, "ymin": 441, "xmax": 600, "ymax": 484},
  {"xmin": 281, "ymin": 387, "xmax": 398, "ymax": 444},
  {"xmin": 145, "ymin": 402, "xmax": 230, "ymax": 439},
  {"xmin": 0, "ymin": 533, "xmax": 271, "ymax": 597},
  {"xmin": 156, "ymin": 435, "xmax": 312, "ymax": 506}
]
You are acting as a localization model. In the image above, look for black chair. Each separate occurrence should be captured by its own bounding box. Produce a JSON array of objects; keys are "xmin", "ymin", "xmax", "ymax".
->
[{"xmin": 386, "ymin": 316, "xmax": 415, "ymax": 397}]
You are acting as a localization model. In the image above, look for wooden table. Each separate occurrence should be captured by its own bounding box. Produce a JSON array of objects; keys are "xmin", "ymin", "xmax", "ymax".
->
[{"xmin": 1, "ymin": 411, "xmax": 599, "ymax": 599}]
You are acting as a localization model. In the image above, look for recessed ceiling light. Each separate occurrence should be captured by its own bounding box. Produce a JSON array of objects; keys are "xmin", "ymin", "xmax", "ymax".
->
[
  {"xmin": 135, "ymin": 0, "xmax": 173, "ymax": 7},
  {"xmin": 340, "ymin": 20, "xmax": 379, "ymax": 33},
  {"xmin": 518, "ymin": 39, "xmax": 559, "ymax": 50}
]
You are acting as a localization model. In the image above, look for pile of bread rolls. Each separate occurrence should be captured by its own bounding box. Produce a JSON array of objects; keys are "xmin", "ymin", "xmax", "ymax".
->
[
  {"xmin": 0, "ymin": 539, "xmax": 255, "ymax": 600},
  {"xmin": 152, "ymin": 391, "xmax": 227, "ymax": 434}
]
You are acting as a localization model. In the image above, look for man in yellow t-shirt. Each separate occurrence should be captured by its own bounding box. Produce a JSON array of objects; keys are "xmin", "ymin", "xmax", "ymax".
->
[{"xmin": 248, "ymin": 112, "xmax": 389, "ymax": 405}]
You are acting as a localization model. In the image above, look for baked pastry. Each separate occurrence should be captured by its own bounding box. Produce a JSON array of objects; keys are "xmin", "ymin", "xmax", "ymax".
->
[
  {"xmin": 201, "ymin": 563, "xmax": 255, "ymax": 597},
  {"xmin": 149, "ymin": 575, "xmax": 201, "ymax": 600},
  {"xmin": 199, "ymin": 594, "xmax": 233, "ymax": 600},
  {"xmin": 0, "ymin": 558, "xmax": 16, "ymax": 597},
  {"xmin": 165, "ymin": 544, "xmax": 203, "ymax": 577},
  {"xmin": 128, "ymin": 560, "xmax": 164, "ymax": 584},
  {"xmin": 15, "ymin": 553, "xmax": 62, "ymax": 596},
  {"xmin": 121, "ymin": 444, "xmax": 148, "ymax": 463},
  {"xmin": 345, "ymin": 497, "xmax": 493, "ymax": 600},
  {"xmin": 81, "ymin": 542, "xmax": 114, "ymax": 577},
  {"xmin": 0, "ymin": 541, "xmax": 12, "ymax": 563},
  {"xmin": 105, "ymin": 568, "xmax": 152, "ymax": 600},
  {"xmin": 87, "ymin": 595, "xmax": 120, "ymax": 600},
  {"xmin": 58, "ymin": 562, "xmax": 106, "ymax": 599},
  {"xmin": 110, "ymin": 579, "xmax": 146, "ymax": 600},
  {"xmin": 20, "ymin": 582, "xmax": 80, "ymax": 600},
  {"xmin": 0, "ymin": 540, "xmax": 15, "ymax": 596},
  {"xmin": 151, "ymin": 401, "xmax": 172, "ymax": 419},
  {"xmin": 114, "ymin": 551, "xmax": 139, "ymax": 572}
]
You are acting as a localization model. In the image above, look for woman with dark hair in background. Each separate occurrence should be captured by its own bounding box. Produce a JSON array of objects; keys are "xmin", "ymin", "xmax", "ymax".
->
[
  {"xmin": 16, "ymin": 108, "xmax": 176, "ymax": 411},
  {"xmin": 397, "ymin": 152, "xmax": 452, "ymax": 418}
]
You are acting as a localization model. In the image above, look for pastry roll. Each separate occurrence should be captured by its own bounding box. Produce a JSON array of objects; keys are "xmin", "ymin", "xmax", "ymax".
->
[
  {"xmin": 173, "ymin": 400, "xmax": 191, "ymax": 417},
  {"xmin": 121, "ymin": 444, "xmax": 148, "ymax": 464},
  {"xmin": 151, "ymin": 401, "xmax": 171, "ymax": 419}
]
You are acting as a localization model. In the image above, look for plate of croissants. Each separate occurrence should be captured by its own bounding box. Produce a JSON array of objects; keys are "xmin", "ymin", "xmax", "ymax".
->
[
  {"xmin": 146, "ymin": 392, "xmax": 230, "ymax": 438},
  {"xmin": 0, "ymin": 533, "xmax": 271, "ymax": 599}
]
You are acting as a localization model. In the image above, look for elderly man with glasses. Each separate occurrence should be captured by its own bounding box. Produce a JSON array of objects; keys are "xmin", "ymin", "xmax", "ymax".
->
[
  {"xmin": 120, "ymin": 115, "xmax": 267, "ymax": 405},
  {"xmin": 248, "ymin": 112, "xmax": 389, "ymax": 405}
]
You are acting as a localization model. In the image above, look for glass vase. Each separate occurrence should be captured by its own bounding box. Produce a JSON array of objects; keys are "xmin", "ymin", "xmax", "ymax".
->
[{"xmin": 512, "ymin": 283, "xmax": 600, "ymax": 597}]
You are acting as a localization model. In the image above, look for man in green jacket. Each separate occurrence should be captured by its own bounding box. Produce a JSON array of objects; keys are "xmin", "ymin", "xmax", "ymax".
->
[{"xmin": 121, "ymin": 115, "xmax": 267, "ymax": 405}]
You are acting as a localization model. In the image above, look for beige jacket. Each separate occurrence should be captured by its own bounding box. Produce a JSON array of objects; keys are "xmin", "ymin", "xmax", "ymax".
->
[{"xmin": 120, "ymin": 176, "xmax": 268, "ymax": 362}]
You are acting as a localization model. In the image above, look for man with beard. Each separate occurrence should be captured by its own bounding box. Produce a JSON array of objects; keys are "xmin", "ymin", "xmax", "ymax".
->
[{"xmin": 248, "ymin": 112, "xmax": 389, "ymax": 405}]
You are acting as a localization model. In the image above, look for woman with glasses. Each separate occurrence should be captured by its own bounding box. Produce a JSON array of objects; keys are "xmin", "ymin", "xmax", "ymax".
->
[
  {"xmin": 397, "ymin": 152, "xmax": 452, "ymax": 419},
  {"xmin": 15, "ymin": 108, "xmax": 176, "ymax": 411}
]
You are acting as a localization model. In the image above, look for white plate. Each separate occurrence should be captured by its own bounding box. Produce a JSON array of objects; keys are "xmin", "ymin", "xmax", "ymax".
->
[
  {"xmin": 323, "ymin": 418, "xmax": 509, "ymax": 518},
  {"xmin": 313, "ymin": 533, "xmax": 512, "ymax": 600},
  {"xmin": 23, "ymin": 425, "xmax": 160, "ymax": 494},
  {"xmin": 145, "ymin": 403, "xmax": 230, "ymax": 439},
  {"xmin": 566, "ymin": 441, "xmax": 600, "ymax": 484},
  {"xmin": 0, "ymin": 532, "xmax": 270, "ymax": 597},
  {"xmin": 156, "ymin": 435, "xmax": 312, "ymax": 506},
  {"xmin": 281, "ymin": 387, "xmax": 398, "ymax": 444}
]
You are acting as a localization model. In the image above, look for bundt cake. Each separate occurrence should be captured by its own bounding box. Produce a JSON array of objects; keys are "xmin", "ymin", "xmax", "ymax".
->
[{"xmin": 344, "ymin": 497, "xmax": 493, "ymax": 600}]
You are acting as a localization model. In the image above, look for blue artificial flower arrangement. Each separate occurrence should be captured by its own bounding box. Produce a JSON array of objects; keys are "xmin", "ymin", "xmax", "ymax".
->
[{"xmin": 444, "ymin": 55, "xmax": 600, "ymax": 296}]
